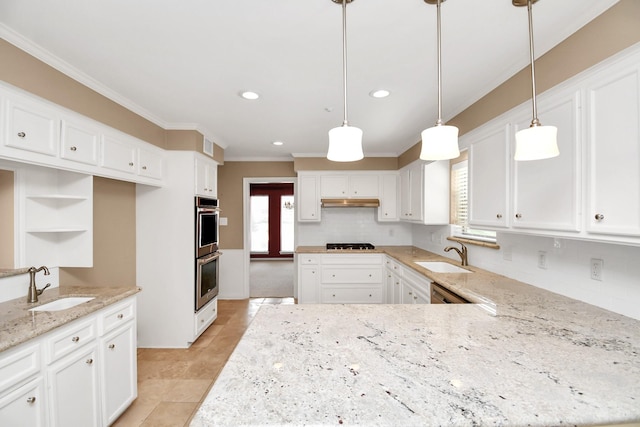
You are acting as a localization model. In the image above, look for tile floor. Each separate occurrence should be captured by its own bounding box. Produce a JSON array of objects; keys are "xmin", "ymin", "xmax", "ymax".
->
[{"xmin": 113, "ymin": 297, "xmax": 295, "ymax": 427}]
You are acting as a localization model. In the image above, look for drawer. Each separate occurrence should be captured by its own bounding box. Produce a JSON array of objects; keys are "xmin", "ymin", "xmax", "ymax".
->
[
  {"xmin": 321, "ymin": 254, "xmax": 383, "ymax": 265},
  {"xmin": 321, "ymin": 287, "xmax": 383, "ymax": 304},
  {"xmin": 195, "ymin": 298, "xmax": 218, "ymax": 338},
  {"xmin": 99, "ymin": 297, "xmax": 136, "ymax": 335},
  {"xmin": 0, "ymin": 343, "xmax": 41, "ymax": 394},
  {"xmin": 45, "ymin": 317, "xmax": 97, "ymax": 364},
  {"xmin": 384, "ymin": 257, "xmax": 402, "ymax": 274},
  {"xmin": 321, "ymin": 266, "xmax": 382, "ymax": 284},
  {"xmin": 60, "ymin": 119, "xmax": 100, "ymax": 165},
  {"xmin": 299, "ymin": 255, "xmax": 319, "ymax": 265}
]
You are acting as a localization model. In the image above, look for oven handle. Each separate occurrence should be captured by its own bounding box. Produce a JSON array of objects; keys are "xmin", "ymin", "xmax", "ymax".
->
[
  {"xmin": 198, "ymin": 251, "xmax": 222, "ymax": 265},
  {"xmin": 197, "ymin": 207, "xmax": 221, "ymax": 214}
]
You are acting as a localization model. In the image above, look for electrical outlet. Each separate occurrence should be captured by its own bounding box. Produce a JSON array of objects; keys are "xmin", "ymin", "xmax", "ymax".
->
[
  {"xmin": 591, "ymin": 258, "xmax": 603, "ymax": 281},
  {"xmin": 503, "ymin": 246, "xmax": 512, "ymax": 261},
  {"xmin": 538, "ymin": 251, "xmax": 547, "ymax": 269}
]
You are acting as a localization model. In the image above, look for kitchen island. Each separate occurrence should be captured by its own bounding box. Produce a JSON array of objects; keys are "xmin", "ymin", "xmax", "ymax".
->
[{"xmin": 191, "ymin": 247, "xmax": 640, "ymax": 426}]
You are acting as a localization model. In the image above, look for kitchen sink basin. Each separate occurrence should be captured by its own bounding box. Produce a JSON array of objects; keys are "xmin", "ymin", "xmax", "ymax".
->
[
  {"xmin": 29, "ymin": 297, "xmax": 95, "ymax": 312},
  {"xmin": 414, "ymin": 261, "xmax": 472, "ymax": 274}
]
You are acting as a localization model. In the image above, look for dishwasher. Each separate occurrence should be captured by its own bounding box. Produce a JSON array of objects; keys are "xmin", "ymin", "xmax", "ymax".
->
[{"xmin": 431, "ymin": 282, "xmax": 470, "ymax": 304}]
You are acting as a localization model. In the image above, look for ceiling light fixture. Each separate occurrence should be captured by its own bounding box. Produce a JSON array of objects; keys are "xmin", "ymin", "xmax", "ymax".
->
[
  {"xmin": 419, "ymin": 0, "xmax": 460, "ymax": 161},
  {"xmin": 327, "ymin": 0, "xmax": 363, "ymax": 162},
  {"xmin": 240, "ymin": 91, "xmax": 259, "ymax": 100},
  {"xmin": 513, "ymin": 0, "xmax": 559, "ymax": 161},
  {"xmin": 272, "ymin": 141, "xmax": 284, "ymax": 146},
  {"xmin": 369, "ymin": 89, "xmax": 390, "ymax": 99}
]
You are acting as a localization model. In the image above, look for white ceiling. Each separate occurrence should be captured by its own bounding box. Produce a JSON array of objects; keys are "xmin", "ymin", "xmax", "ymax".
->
[{"xmin": 0, "ymin": 0, "xmax": 619, "ymax": 160}]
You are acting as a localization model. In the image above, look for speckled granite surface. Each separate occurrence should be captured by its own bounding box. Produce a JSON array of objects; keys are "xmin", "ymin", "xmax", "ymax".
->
[
  {"xmin": 0, "ymin": 267, "xmax": 29, "ymax": 279},
  {"xmin": 192, "ymin": 246, "xmax": 640, "ymax": 426},
  {"xmin": 0, "ymin": 286, "xmax": 140, "ymax": 352}
]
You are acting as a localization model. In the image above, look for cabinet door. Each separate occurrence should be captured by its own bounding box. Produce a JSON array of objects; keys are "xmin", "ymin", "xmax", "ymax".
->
[
  {"xmin": 385, "ymin": 270, "xmax": 401, "ymax": 304},
  {"xmin": 138, "ymin": 147, "xmax": 163, "ymax": 180},
  {"xmin": 378, "ymin": 174, "xmax": 399, "ymax": 222},
  {"xmin": 320, "ymin": 175, "xmax": 348, "ymax": 197},
  {"xmin": 0, "ymin": 377, "xmax": 47, "ymax": 427},
  {"xmin": 298, "ymin": 265, "xmax": 319, "ymax": 303},
  {"xmin": 48, "ymin": 344, "xmax": 100, "ymax": 427},
  {"xmin": 195, "ymin": 157, "xmax": 217, "ymax": 196},
  {"xmin": 101, "ymin": 135, "xmax": 136, "ymax": 174},
  {"xmin": 5, "ymin": 97, "xmax": 58, "ymax": 156},
  {"xmin": 586, "ymin": 67, "xmax": 640, "ymax": 236},
  {"xmin": 297, "ymin": 175, "xmax": 320, "ymax": 222},
  {"xmin": 512, "ymin": 91, "xmax": 581, "ymax": 232},
  {"xmin": 468, "ymin": 124, "xmax": 510, "ymax": 228},
  {"xmin": 60, "ymin": 118, "xmax": 99, "ymax": 166},
  {"xmin": 101, "ymin": 324, "xmax": 137, "ymax": 426},
  {"xmin": 409, "ymin": 164, "xmax": 424, "ymax": 221},
  {"xmin": 399, "ymin": 167, "xmax": 412, "ymax": 220},
  {"xmin": 349, "ymin": 175, "xmax": 379, "ymax": 197}
]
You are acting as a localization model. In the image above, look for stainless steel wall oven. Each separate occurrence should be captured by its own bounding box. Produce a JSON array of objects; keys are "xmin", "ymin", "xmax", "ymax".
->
[{"xmin": 195, "ymin": 197, "xmax": 220, "ymax": 312}]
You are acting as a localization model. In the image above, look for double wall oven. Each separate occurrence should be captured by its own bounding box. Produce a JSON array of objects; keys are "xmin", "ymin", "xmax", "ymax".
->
[{"xmin": 195, "ymin": 197, "xmax": 220, "ymax": 312}]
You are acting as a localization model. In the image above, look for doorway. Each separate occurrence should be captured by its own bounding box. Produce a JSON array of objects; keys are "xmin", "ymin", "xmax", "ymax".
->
[{"xmin": 249, "ymin": 183, "xmax": 294, "ymax": 259}]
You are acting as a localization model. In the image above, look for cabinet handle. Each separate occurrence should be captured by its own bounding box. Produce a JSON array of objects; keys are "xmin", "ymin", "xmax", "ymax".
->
[
  {"xmin": 142, "ymin": 166, "xmax": 147, "ymax": 170},
  {"xmin": 70, "ymin": 146, "xmax": 77, "ymax": 151},
  {"xmin": 71, "ymin": 336, "xmax": 80, "ymax": 342},
  {"xmin": 108, "ymin": 344, "xmax": 116, "ymax": 349},
  {"xmin": 332, "ymin": 294, "xmax": 336, "ymax": 297},
  {"xmin": 369, "ymin": 294, "xmax": 372, "ymax": 297},
  {"xmin": 117, "ymin": 313, "xmax": 124, "ymax": 319},
  {"xmin": 515, "ymin": 213, "xmax": 522, "ymax": 219},
  {"xmin": 408, "ymin": 291, "xmax": 413, "ymax": 295},
  {"xmin": 496, "ymin": 214, "xmax": 502, "ymax": 219},
  {"xmin": 332, "ymin": 274, "xmax": 336, "ymax": 278},
  {"xmin": 384, "ymin": 213, "xmax": 388, "ymax": 216},
  {"xmin": 86, "ymin": 358, "xmax": 93, "ymax": 365},
  {"xmin": 17, "ymin": 131, "xmax": 26, "ymax": 138},
  {"xmin": 26, "ymin": 397, "xmax": 36, "ymax": 404},
  {"xmin": 413, "ymin": 296, "xmax": 418, "ymax": 300},
  {"xmin": 128, "ymin": 162, "xmax": 134, "ymax": 166},
  {"xmin": 595, "ymin": 214, "xmax": 604, "ymax": 221}
]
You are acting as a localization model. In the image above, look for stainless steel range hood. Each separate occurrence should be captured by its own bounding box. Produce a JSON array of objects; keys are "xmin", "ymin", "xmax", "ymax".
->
[{"xmin": 321, "ymin": 198, "xmax": 380, "ymax": 208}]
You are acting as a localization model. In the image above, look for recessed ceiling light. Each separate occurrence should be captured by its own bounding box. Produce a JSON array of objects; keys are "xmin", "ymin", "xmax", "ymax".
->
[
  {"xmin": 240, "ymin": 91, "xmax": 259, "ymax": 100},
  {"xmin": 369, "ymin": 89, "xmax": 390, "ymax": 98},
  {"xmin": 272, "ymin": 141, "xmax": 284, "ymax": 146}
]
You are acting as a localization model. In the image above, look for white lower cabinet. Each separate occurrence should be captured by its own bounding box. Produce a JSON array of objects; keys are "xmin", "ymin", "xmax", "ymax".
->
[
  {"xmin": 194, "ymin": 298, "xmax": 218, "ymax": 339},
  {"xmin": 384, "ymin": 257, "xmax": 402, "ymax": 303},
  {"xmin": 0, "ymin": 296, "xmax": 137, "ymax": 427},
  {"xmin": 297, "ymin": 254, "xmax": 320, "ymax": 304}
]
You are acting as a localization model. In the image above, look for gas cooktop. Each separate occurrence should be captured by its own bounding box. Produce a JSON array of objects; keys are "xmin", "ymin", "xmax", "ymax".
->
[{"xmin": 326, "ymin": 243, "xmax": 376, "ymax": 251}]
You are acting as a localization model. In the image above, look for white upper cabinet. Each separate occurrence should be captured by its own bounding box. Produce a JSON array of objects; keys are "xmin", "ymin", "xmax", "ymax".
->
[
  {"xmin": 101, "ymin": 133, "xmax": 137, "ymax": 175},
  {"xmin": 399, "ymin": 160, "xmax": 449, "ymax": 225},
  {"xmin": 378, "ymin": 174, "xmax": 399, "ymax": 222},
  {"xmin": 60, "ymin": 117, "xmax": 100, "ymax": 166},
  {"xmin": 195, "ymin": 155, "xmax": 217, "ymax": 197},
  {"xmin": 297, "ymin": 174, "xmax": 320, "ymax": 222},
  {"xmin": 4, "ymin": 93, "xmax": 59, "ymax": 157},
  {"xmin": 586, "ymin": 62, "xmax": 640, "ymax": 237},
  {"xmin": 468, "ymin": 123, "xmax": 510, "ymax": 228},
  {"xmin": 320, "ymin": 174, "xmax": 379, "ymax": 198},
  {"xmin": 511, "ymin": 90, "xmax": 581, "ymax": 233}
]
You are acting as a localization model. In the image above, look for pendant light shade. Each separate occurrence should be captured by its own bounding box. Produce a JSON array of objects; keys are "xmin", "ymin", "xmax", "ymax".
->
[
  {"xmin": 327, "ymin": 0, "xmax": 363, "ymax": 162},
  {"xmin": 420, "ymin": 0, "xmax": 460, "ymax": 161},
  {"xmin": 513, "ymin": 0, "xmax": 559, "ymax": 161},
  {"xmin": 328, "ymin": 125, "xmax": 364, "ymax": 161}
]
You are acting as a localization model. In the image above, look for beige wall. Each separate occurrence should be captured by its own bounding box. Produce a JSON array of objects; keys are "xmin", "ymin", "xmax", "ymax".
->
[
  {"xmin": 0, "ymin": 170, "xmax": 14, "ymax": 269},
  {"xmin": 218, "ymin": 162, "xmax": 296, "ymax": 249},
  {"xmin": 294, "ymin": 157, "xmax": 397, "ymax": 171},
  {"xmin": 60, "ymin": 177, "xmax": 136, "ymax": 287},
  {"xmin": 401, "ymin": 0, "xmax": 640, "ymax": 162}
]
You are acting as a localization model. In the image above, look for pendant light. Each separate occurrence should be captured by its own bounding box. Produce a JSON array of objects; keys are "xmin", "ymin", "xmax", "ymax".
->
[
  {"xmin": 513, "ymin": 0, "xmax": 559, "ymax": 161},
  {"xmin": 420, "ymin": 0, "xmax": 460, "ymax": 161},
  {"xmin": 327, "ymin": 0, "xmax": 364, "ymax": 162}
]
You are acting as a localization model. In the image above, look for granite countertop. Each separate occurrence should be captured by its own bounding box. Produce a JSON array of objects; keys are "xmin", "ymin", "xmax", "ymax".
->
[
  {"xmin": 192, "ymin": 246, "xmax": 640, "ymax": 426},
  {"xmin": 0, "ymin": 267, "xmax": 30, "ymax": 279},
  {"xmin": 0, "ymin": 285, "xmax": 141, "ymax": 353}
]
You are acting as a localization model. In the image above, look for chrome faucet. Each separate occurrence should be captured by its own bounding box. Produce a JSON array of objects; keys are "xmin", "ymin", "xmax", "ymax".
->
[
  {"xmin": 444, "ymin": 243, "xmax": 468, "ymax": 266},
  {"xmin": 27, "ymin": 266, "xmax": 51, "ymax": 303}
]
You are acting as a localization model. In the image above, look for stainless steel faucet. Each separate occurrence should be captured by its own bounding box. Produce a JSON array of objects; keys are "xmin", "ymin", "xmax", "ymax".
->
[
  {"xmin": 27, "ymin": 266, "xmax": 51, "ymax": 303},
  {"xmin": 444, "ymin": 243, "xmax": 468, "ymax": 266}
]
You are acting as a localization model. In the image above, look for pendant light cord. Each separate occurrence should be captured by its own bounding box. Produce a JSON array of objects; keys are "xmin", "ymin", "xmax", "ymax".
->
[
  {"xmin": 527, "ymin": 0, "xmax": 540, "ymax": 127},
  {"xmin": 435, "ymin": 0, "xmax": 443, "ymax": 126},
  {"xmin": 341, "ymin": 0, "xmax": 349, "ymax": 127}
]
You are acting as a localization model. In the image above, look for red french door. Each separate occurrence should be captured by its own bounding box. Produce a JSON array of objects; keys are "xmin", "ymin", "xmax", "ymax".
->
[{"xmin": 250, "ymin": 183, "xmax": 294, "ymax": 259}]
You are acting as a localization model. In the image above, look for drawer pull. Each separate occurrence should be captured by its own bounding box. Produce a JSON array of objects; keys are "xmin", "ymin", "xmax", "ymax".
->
[
  {"xmin": 332, "ymin": 294, "xmax": 336, "ymax": 297},
  {"xmin": 496, "ymin": 214, "xmax": 502, "ymax": 219},
  {"xmin": 128, "ymin": 162, "xmax": 134, "ymax": 166},
  {"xmin": 70, "ymin": 146, "xmax": 77, "ymax": 151},
  {"xmin": 26, "ymin": 396, "xmax": 36, "ymax": 404},
  {"xmin": 142, "ymin": 165, "xmax": 147, "ymax": 170},
  {"xmin": 71, "ymin": 336, "xmax": 80, "ymax": 343},
  {"xmin": 86, "ymin": 358, "xmax": 93, "ymax": 365},
  {"xmin": 17, "ymin": 131, "xmax": 26, "ymax": 138},
  {"xmin": 117, "ymin": 313, "xmax": 124, "ymax": 319},
  {"xmin": 515, "ymin": 213, "xmax": 522, "ymax": 219},
  {"xmin": 108, "ymin": 344, "xmax": 116, "ymax": 349},
  {"xmin": 595, "ymin": 213, "xmax": 604, "ymax": 221}
]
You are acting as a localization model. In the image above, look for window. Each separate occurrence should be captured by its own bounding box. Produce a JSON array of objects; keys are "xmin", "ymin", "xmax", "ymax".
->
[{"xmin": 450, "ymin": 152, "xmax": 497, "ymax": 243}]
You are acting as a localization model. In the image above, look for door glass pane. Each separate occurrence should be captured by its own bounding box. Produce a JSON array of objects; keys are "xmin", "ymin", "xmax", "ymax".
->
[
  {"xmin": 280, "ymin": 196, "xmax": 294, "ymax": 253},
  {"xmin": 250, "ymin": 195, "xmax": 269, "ymax": 253}
]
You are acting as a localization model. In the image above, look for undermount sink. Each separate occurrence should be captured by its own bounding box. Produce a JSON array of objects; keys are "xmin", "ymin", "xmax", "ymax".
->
[
  {"xmin": 29, "ymin": 297, "xmax": 95, "ymax": 312},
  {"xmin": 414, "ymin": 261, "xmax": 472, "ymax": 274}
]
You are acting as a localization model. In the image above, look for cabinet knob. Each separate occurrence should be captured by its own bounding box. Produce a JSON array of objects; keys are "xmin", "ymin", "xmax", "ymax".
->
[
  {"xmin": 595, "ymin": 213, "xmax": 604, "ymax": 221},
  {"xmin": 384, "ymin": 213, "xmax": 388, "ymax": 216},
  {"xmin": 142, "ymin": 166, "xmax": 147, "ymax": 170},
  {"xmin": 515, "ymin": 213, "xmax": 522, "ymax": 219},
  {"xmin": 71, "ymin": 336, "xmax": 80, "ymax": 342},
  {"xmin": 70, "ymin": 146, "xmax": 77, "ymax": 151},
  {"xmin": 128, "ymin": 162, "xmax": 134, "ymax": 166},
  {"xmin": 496, "ymin": 214, "xmax": 502, "ymax": 219},
  {"xmin": 368, "ymin": 274, "xmax": 372, "ymax": 277},
  {"xmin": 332, "ymin": 274, "xmax": 336, "ymax": 278},
  {"xmin": 413, "ymin": 296, "xmax": 418, "ymax": 300},
  {"xmin": 108, "ymin": 344, "xmax": 116, "ymax": 349},
  {"xmin": 17, "ymin": 131, "xmax": 26, "ymax": 138},
  {"xmin": 26, "ymin": 397, "xmax": 36, "ymax": 404},
  {"xmin": 369, "ymin": 294, "xmax": 372, "ymax": 297},
  {"xmin": 332, "ymin": 294, "xmax": 336, "ymax": 297},
  {"xmin": 117, "ymin": 313, "xmax": 124, "ymax": 319},
  {"xmin": 86, "ymin": 358, "xmax": 93, "ymax": 365},
  {"xmin": 408, "ymin": 291, "xmax": 413, "ymax": 295}
]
